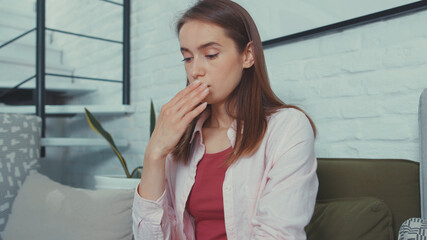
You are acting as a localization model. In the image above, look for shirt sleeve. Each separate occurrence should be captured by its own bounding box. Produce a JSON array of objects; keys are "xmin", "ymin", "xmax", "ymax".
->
[
  {"xmin": 132, "ymin": 157, "xmax": 178, "ymax": 240},
  {"xmin": 251, "ymin": 110, "xmax": 319, "ymax": 240}
]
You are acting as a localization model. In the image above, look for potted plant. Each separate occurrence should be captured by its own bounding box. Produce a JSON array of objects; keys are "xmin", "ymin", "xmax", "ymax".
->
[{"xmin": 84, "ymin": 99, "xmax": 156, "ymax": 189}]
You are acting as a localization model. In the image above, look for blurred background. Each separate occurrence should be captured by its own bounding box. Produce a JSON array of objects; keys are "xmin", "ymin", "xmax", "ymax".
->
[{"xmin": 1, "ymin": 0, "xmax": 426, "ymax": 188}]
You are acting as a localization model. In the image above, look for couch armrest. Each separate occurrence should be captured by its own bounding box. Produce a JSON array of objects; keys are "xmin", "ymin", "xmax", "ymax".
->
[{"xmin": 419, "ymin": 89, "xmax": 427, "ymax": 218}]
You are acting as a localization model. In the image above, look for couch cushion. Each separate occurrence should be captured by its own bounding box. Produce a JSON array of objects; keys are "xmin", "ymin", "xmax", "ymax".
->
[
  {"xmin": 317, "ymin": 158, "xmax": 420, "ymax": 239},
  {"xmin": 0, "ymin": 113, "xmax": 40, "ymax": 236},
  {"xmin": 306, "ymin": 197, "xmax": 394, "ymax": 240},
  {"xmin": 3, "ymin": 173, "xmax": 134, "ymax": 240}
]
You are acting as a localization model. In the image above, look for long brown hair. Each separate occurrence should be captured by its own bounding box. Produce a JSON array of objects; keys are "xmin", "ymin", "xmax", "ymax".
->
[{"xmin": 172, "ymin": 0, "xmax": 316, "ymax": 165}]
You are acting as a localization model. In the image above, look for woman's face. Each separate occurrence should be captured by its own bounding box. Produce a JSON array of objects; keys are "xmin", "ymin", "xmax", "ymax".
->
[{"xmin": 179, "ymin": 20, "xmax": 252, "ymax": 105}]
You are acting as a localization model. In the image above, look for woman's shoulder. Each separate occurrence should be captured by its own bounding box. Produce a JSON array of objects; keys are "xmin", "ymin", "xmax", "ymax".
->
[
  {"xmin": 267, "ymin": 107, "xmax": 314, "ymax": 139},
  {"xmin": 268, "ymin": 107, "xmax": 309, "ymax": 125}
]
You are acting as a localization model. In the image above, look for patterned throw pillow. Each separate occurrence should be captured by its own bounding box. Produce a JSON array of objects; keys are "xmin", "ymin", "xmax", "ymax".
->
[
  {"xmin": 399, "ymin": 218, "xmax": 427, "ymax": 240},
  {"xmin": 0, "ymin": 113, "xmax": 41, "ymax": 237}
]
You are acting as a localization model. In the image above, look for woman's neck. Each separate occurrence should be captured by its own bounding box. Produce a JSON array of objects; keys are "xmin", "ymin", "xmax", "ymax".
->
[{"xmin": 204, "ymin": 102, "xmax": 233, "ymax": 129}]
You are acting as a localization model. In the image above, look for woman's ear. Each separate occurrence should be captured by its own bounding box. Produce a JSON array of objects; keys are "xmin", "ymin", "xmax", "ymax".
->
[{"xmin": 242, "ymin": 41, "xmax": 255, "ymax": 69}]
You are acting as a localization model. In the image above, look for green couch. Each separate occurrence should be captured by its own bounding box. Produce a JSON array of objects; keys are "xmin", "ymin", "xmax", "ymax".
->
[{"xmin": 307, "ymin": 158, "xmax": 420, "ymax": 240}]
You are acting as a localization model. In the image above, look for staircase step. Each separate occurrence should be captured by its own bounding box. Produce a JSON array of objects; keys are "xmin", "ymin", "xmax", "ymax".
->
[
  {"xmin": 0, "ymin": 0, "xmax": 35, "ymax": 15},
  {"xmin": 0, "ymin": 1, "xmax": 35, "ymax": 18},
  {"xmin": 0, "ymin": 80, "xmax": 97, "ymax": 96},
  {"xmin": 41, "ymin": 137, "xmax": 129, "ymax": 147},
  {"xmin": 0, "ymin": 55, "xmax": 75, "ymax": 90},
  {"xmin": 0, "ymin": 3, "xmax": 36, "ymax": 31},
  {"xmin": 0, "ymin": 55, "xmax": 74, "ymax": 73},
  {"xmin": 0, "ymin": 105, "xmax": 135, "ymax": 115},
  {"xmin": 0, "ymin": 40, "xmax": 63, "ymax": 65}
]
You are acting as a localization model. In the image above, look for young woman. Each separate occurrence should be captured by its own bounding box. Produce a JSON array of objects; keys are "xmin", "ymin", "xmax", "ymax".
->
[{"xmin": 133, "ymin": 0, "xmax": 318, "ymax": 239}]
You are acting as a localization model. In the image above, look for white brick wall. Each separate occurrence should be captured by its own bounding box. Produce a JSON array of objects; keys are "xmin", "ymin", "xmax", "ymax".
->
[
  {"xmin": 43, "ymin": 1, "xmax": 427, "ymax": 187},
  {"xmin": 264, "ymin": 10, "xmax": 427, "ymax": 161}
]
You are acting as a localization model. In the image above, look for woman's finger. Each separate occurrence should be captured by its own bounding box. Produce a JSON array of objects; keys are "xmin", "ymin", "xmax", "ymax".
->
[
  {"xmin": 176, "ymin": 87, "xmax": 209, "ymax": 118},
  {"xmin": 169, "ymin": 80, "xmax": 202, "ymax": 106},
  {"xmin": 182, "ymin": 101, "xmax": 208, "ymax": 125},
  {"xmin": 160, "ymin": 82, "xmax": 207, "ymax": 123},
  {"xmin": 174, "ymin": 82, "xmax": 208, "ymax": 112}
]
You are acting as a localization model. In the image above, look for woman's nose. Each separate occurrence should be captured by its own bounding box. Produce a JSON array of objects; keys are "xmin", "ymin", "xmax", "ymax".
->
[{"xmin": 190, "ymin": 57, "xmax": 205, "ymax": 79}]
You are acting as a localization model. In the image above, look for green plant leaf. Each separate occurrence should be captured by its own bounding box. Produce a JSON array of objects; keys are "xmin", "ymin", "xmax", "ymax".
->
[
  {"xmin": 150, "ymin": 99, "xmax": 156, "ymax": 137},
  {"xmin": 84, "ymin": 108, "xmax": 131, "ymax": 178},
  {"xmin": 130, "ymin": 166, "xmax": 143, "ymax": 178}
]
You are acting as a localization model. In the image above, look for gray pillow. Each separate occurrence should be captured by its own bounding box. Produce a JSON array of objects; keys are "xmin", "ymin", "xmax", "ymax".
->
[
  {"xmin": 3, "ymin": 173, "xmax": 134, "ymax": 240},
  {"xmin": 0, "ymin": 113, "xmax": 40, "ymax": 236}
]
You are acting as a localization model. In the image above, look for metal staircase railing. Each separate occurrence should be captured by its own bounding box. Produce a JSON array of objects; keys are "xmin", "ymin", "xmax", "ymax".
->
[
  {"xmin": 0, "ymin": 0, "xmax": 131, "ymax": 151},
  {"xmin": 0, "ymin": 28, "xmax": 36, "ymax": 49}
]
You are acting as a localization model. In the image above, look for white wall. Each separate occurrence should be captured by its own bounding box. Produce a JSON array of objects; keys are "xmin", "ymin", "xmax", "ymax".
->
[
  {"xmin": 235, "ymin": 0, "xmax": 417, "ymax": 40},
  {"xmin": 44, "ymin": 0, "xmax": 427, "ymax": 187},
  {"xmin": 263, "ymin": 14, "xmax": 427, "ymax": 160}
]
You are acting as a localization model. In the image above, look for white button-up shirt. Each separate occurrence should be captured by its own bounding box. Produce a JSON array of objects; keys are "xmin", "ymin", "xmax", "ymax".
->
[{"xmin": 132, "ymin": 108, "xmax": 318, "ymax": 240}]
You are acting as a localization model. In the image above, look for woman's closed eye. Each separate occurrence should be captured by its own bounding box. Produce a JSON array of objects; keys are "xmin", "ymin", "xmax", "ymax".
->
[
  {"xmin": 181, "ymin": 52, "xmax": 219, "ymax": 63},
  {"xmin": 182, "ymin": 57, "xmax": 193, "ymax": 63},
  {"xmin": 206, "ymin": 53, "xmax": 219, "ymax": 60}
]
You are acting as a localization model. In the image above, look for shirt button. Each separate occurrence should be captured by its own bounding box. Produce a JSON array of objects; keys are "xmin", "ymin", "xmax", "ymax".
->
[{"xmin": 225, "ymin": 186, "xmax": 232, "ymax": 191}]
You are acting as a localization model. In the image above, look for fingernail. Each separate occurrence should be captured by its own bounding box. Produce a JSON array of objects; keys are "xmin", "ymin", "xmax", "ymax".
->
[
  {"xmin": 203, "ymin": 88, "xmax": 209, "ymax": 94},
  {"xmin": 193, "ymin": 80, "xmax": 201, "ymax": 85}
]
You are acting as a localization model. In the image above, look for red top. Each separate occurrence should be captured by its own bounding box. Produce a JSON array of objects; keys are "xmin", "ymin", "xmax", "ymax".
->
[{"xmin": 186, "ymin": 146, "xmax": 232, "ymax": 240}]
